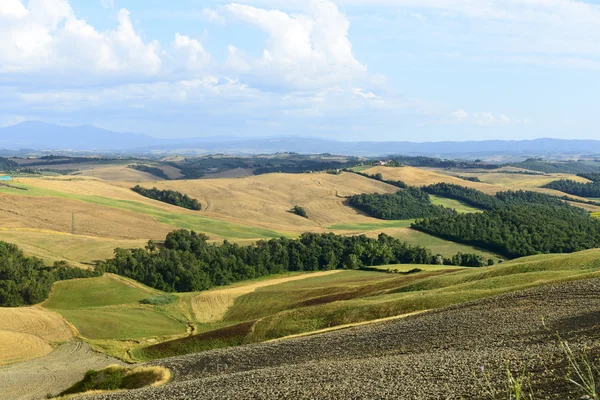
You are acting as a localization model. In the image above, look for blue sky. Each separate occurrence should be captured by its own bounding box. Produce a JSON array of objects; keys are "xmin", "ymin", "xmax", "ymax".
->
[{"xmin": 1, "ymin": 0, "xmax": 600, "ymax": 141}]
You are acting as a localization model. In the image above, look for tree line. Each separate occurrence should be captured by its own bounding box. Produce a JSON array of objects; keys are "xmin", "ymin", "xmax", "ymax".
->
[
  {"xmin": 543, "ymin": 179, "xmax": 600, "ymax": 198},
  {"xmin": 348, "ymin": 187, "xmax": 456, "ymax": 220},
  {"xmin": 131, "ymin": 185, "xmax": 201, "ymax": 210},
  {"xmin": 98, "ymin": 230, "xmax": 489, "ymax": 293},
  {"xmin": 0, "ymin": 242, "xmax": 98, "ymax": 307},
  {"xmin": 412, "ymin": 202, "xmax": 600, "ymax": 258}
]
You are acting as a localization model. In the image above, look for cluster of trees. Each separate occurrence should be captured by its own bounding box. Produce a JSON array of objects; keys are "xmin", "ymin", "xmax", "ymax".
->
[
  {"xmin": 131, "ymin": 186, "xmax": 201, "ymax": 211},
  {"xmin": 292, "ymin": 205, "xmax": 308, "ymax": 218},
  {"xmin": 458, "ymin": 176, "xmax": 481, "ymax": 183},
  {"xmin": 387, "ymin": 156, "xmax": 498, "ymax": 170},
  {"xmin": 508, "ymin": 159, "xmax": 600, "ymax": 174},
  {"xmin": 98, "ymin": 230, "xmax": 488, "ymax": 293},
  {"xmin": 578, "ymin": 173, "xmax": 600, "ymax": 182},
  {"xmin": 0, "ymin": 157, "xmax": 17, "ymax": 171},
  {"xmin": 351, "ymin": 170, "xmax": 408, "ymax": 189},
  {"xmin": 129, "ymin": 165, "xmax": 170, "ymax": 180},
  {"xmin": 0, "ymin": 242, "xmax": 98, "ymax": 307},
  {"xmin": 543, "ymin": 179, "xmax": 600, "ymax": 198},
  {"xmin": 423, "ymin": 183, "xmax": 500, "ymax": 210},
  {"xmin": 348, "ymin": 188, "xmax": 455, "ymax": 220},
  {"xmin": 423, "ymin": 183, "xmax": 577, "ymax": 210},
  {"xmin": 412, "ymin": 203, "xmax": 600, "ymax": 258}
]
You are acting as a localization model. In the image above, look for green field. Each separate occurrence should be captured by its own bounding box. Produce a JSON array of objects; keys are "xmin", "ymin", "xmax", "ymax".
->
[
  {"xmin": 136, "ymin": 248, "xmax": 600, "ymax": 360},
  {"xmin": 44, "ymin": 275, "xmax": 188, "ymax": 342},
  {"xmin": 327, "ymin": 220, "xmax": 414, "ymax": 231},
  {"xmin": 429, "ymin": 195, "xmax": 482, "ymax": 213},
  {"xmin": 391, "ymin": 229, "xmax": 503, "ymax": 261},
  {"xmin": 44, "ymin": 275, "xmax": 158, "ymax": 309},
  {"xmin": 0, "ymin": 183, "xmax": 284, "ymax": 240}
]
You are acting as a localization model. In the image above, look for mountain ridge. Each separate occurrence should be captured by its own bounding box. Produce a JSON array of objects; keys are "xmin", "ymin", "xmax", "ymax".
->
[{"xmin": 2, "ymin": 121, "xmax": 600, "ymax": 156}]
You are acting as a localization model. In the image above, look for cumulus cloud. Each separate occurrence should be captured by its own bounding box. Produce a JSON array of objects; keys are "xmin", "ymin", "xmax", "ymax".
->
[
  {"xmin": 0, "ymin": 1, "xmax": 161, "ymax": 79},
  {"xmin": 218, "ymin": 0, "xmax": 367, "ymax": 89},
  {"xmin": 171, "ymin": 34, "xmax": 211, "ymax": 72}
]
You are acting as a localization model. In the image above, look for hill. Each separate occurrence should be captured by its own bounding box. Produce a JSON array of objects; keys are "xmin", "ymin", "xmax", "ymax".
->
[
  {"xmin": 84, "ymin": 276, "xmax": 600, "ymax": 400},
  {"xmin": 4, "ymin": 122, "xmax": 600, "ymax": 156}
]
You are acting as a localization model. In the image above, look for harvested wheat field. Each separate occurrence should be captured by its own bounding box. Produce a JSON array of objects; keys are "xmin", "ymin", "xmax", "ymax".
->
[
  {"xmin": 0, "ymin": 193, "xmax": 172, "ymax": 240},
  {"xmin": 77, "ymin": 165, "xmax": 163, "ymax": 181},
  {"xmin": 0, "ymin": 331, "xmax": 52, "ymax": 365},
  {"xmin": 0, "ymin": 306, "xmax": 73, "ymax": 365},
  {"xmin": 144, "ymin": 172, "xmax": 399, "ymax": 231},
  {"xmin": 85, "ymin": 278, "xmax": 600, "ymax": 400},
  {"xmin": 0, "ymin": 341, "xmax": 122, "ymax": 400},
  {"xmin": 189, "ymin": 271, "xmax": 342, "ymax": 323},
  {"xmin": 0, "ymin": 229, "xmax": 147, "ymax": 267}
]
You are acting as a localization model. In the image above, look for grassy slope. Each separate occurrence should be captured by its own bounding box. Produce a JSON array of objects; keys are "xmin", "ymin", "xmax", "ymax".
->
[
  {"xmin": 383, "ymin": 228, "xmax": 503, "ymax": 261},
  {"xmin": 44, "ymin": 275, "xmax": 188, "ymax": 343},
  {"xmin": 136, "ymin": 249, "xmax": 600, "ymax": 360}
]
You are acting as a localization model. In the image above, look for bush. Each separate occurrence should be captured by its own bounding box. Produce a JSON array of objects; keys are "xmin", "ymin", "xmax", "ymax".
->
[
  {"xmin": 292, "ymin": 205, "xmax": 308, "ymax": 218},
  {"xmin": 139, "ymin": 295, "xmax": 178, "ymax": 305},
  {"xmin": 132, "ymin": 185, "xmax": 201, "ymax": 211}
]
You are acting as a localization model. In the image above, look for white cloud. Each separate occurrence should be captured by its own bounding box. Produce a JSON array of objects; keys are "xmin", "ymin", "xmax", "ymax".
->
[
  {"xmin": 0, "ymin": 2, "xmax": 162, "ymax": 78},
  {"xmin": 450, "ymin": 110, "xmax": 528, "ymax": 126},
  {"xmin": 201, "ymin": 8, "xmax": 224, "ymax": 23},
  {"xmin": 451, "ymin": 109, "xmax": 468, "ymax": 119},
  {"xmin": 219, "ymin": 1, "xmax": 367, "ymax": 89},
  {"xmin": 99, "ymin": 0, "xmax": 114, "ymax": 9},
  {"xmin": 171, "ymin": 33, "xmax": 211, "ymax": 72}
]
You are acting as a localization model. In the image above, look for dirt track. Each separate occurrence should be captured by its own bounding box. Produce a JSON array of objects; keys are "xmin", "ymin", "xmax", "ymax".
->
[{"xmin": 85, "ymin": 278, "xmax": 600, "ymax": 400}]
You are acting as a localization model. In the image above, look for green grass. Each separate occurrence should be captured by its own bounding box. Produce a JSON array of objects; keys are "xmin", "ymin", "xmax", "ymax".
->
[
  {"xmin": 136, "ymin": 249, "xmax": 600, "ymax": 359},
  {"xmin": 44, "ymin": 274, "xmax": 187, "ymax": 341},
  {"xmin": 0, "ymin": 182, "xmax": 284, "ymax": 240},
  {"xmin": 370, "ymin": 264, "xmax": 465, "ymax": 272},
  {"xmin": 430, "ymin": 194, "xmax": 483, "ymax": 213},
  {"xmin": 327, "ymin": 220, "xmax": 414, "ymax": 231},
  {"xmin": 44, "ymin": 275, "xmax": 156, "ymax": 309},
  {"xmin": 392, "ymin": 229, "xmax": 503, "ymax": 261},
  {"xmin": 593, "ymin": 212, "xmax": 600, "ymax": 219},
  {"xmin": 58, "ymin": 308, "xmax": 186, "ymax": 340},
  {"xmin": 349, "ymin": 165, "xmax": 373, "ymax": 172}
]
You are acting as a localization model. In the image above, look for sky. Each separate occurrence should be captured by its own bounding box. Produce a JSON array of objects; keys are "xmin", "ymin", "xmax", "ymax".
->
[{"xmin": 1, "ymin": 0, "xmax": 600, "ymax": 142}]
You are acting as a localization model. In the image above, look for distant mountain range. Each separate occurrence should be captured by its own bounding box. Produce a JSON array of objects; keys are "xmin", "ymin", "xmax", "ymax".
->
[{"xmin": 2, "ymin": 121, "xmax": 600, "ymax": 157}]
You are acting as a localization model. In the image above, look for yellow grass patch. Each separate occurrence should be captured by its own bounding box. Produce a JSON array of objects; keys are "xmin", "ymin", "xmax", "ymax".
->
[
  {"xmin": 145, "ymin": 172, "xmax": 399, "ymax": 232},
  {"xmin": 0, "ymin": 306, "xmax": 73, "ymax": 342},
  {"xmin": 0, "ymin": 330, "xmax": 53, "ymax": 365},
  {"xmin": 0, "ymin": 192, "xmax": 172, "ymax": 240},
  {"xmin": 189, "ymin": 270, "xmax": 343, "ymax": 323},
  {"xmin": 0, "ymin": 306, "xmax": 74, "ymax": 364},
  {"xmin": 0, "ymin": 228, "xmax": 147, "ymax": 267},
  {"xmin": 76, "ymin": 165, "xmax": 161, "ymax": 182}
]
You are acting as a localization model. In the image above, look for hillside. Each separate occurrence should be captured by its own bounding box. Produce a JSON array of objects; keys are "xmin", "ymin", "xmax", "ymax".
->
[
  {"xmin": 84, "ymin": 276, "xmax": 600, "ymax": 400},
  {"xmin": 364, "ymin": 166, "xmax": 600, "ymax": 212}
]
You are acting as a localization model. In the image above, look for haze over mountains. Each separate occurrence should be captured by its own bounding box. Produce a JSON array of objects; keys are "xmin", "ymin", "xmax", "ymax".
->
[{"xmin": 2, "ymin": 121, "xmax": 600, "ymax": 157}]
